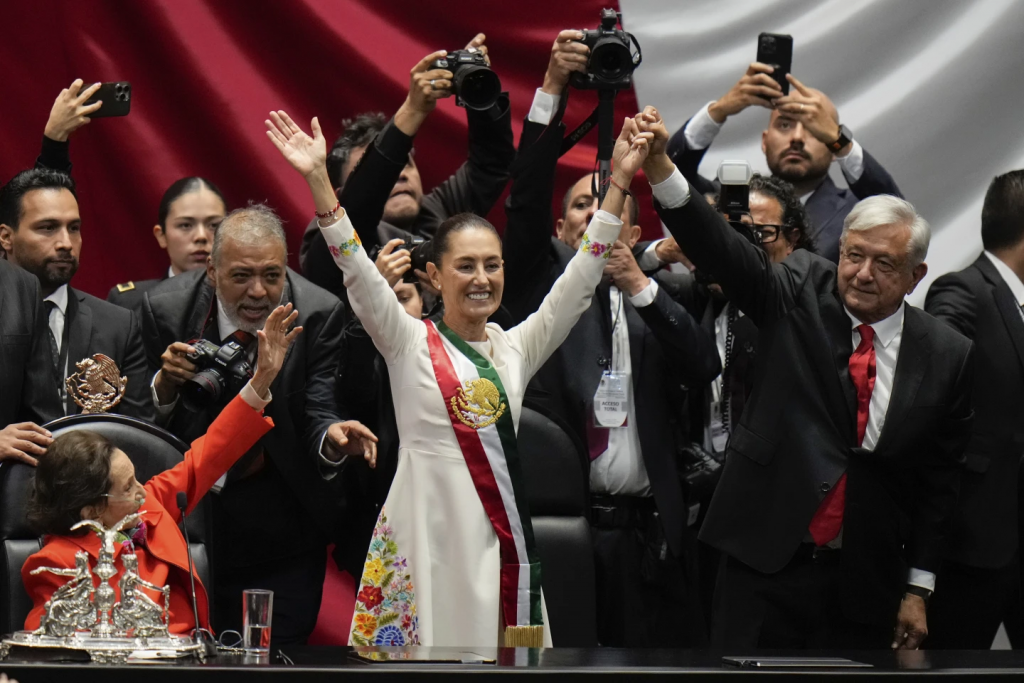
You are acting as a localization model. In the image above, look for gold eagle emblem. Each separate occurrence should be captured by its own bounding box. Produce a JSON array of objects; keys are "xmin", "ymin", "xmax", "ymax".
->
[
  {"xmin": 451, "ymin": 378, "xmax": 506, "ymax": 430},
  {"xmin": 65, "ymin": 354, "xmax": 127, "ymax": 414}
]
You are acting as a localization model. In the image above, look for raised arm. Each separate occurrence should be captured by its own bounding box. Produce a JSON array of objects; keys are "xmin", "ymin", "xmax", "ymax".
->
[
  {"xmin": 509, "ymin": 118, "xmax": 652, "ymax": 377},
  {"xmin": 640, "ymin": 107, "xmax": 799, "ymax": 328},
  {"xmin": 265, "ymin": 111, "xmax": 422, "ymax": 363},
  {"xmin": 34, "ymin": 79, "xmax": 102, "ymax": 174}
]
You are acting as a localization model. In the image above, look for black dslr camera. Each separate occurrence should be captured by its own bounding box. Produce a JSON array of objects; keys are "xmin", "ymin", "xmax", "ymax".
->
[
  {"xmin": 570, "ymin": 9, "xmax": 642, "ymax": 91},
  {"xmin": 430, "ymin": 49, "xmax": 501, "ymax": 111},
  {"xmin": 180, "ymin": 339, "xmax": 254, "ymax": 412},
  {"xmin": 369, "ymin": 237, "xmax": 433, "ymax": 284}
]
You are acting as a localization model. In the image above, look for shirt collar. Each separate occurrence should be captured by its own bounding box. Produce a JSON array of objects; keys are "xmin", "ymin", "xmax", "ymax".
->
[
  {"xmin": 216, "ymin": 297, "xmax": 238, "ymax": 341},
  {"xmin": 168, "ymin": 265, "xmax": 177, "ymax": 278},
  {"xmin": 984, "ymin": 251, "xmax": 1024, "ymax": 306},
  {"xmin": 845, "ymin": 301, "xmax": 904, "ymax": 349},
  {"xmin": 44, "ymin": 284, "xmax": 70, "ymax": 315}
]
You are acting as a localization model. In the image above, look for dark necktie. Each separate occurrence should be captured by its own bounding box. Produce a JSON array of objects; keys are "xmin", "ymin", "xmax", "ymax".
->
[
  {"xmin": 44, "ymin": 300, "xmax": 61, "ymax": 386},
  {"xmin": 808, "ymin": 324, "xmax": 876, "ymax": 546},
  {"xmin": 228, "ymin": 329, "xmax": 255, "ymax": 348}
]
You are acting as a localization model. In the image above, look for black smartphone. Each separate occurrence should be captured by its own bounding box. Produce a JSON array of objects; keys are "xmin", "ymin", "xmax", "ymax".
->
[
  {"xmin": 756, "ymin": 33, "xmax": 793, "ymax": 96},
  {"xmin": 82, "ymin": 81, "xmax": 132, "ymax": 118}
]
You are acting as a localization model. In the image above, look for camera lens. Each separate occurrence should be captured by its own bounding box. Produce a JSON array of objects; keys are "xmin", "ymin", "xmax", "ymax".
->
[
  {"xmin": 180, "ymin": 369, "xmax": 225, "ymax": 412},
  {"xmin": 590, "ymin": 38, "xmax": 633, "ymax": 82},
  {"xmin": 454, "ymin": 66, "xmax": 500, "ymax": 111}
]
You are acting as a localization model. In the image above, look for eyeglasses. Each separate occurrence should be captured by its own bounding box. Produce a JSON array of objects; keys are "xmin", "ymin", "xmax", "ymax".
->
[{"xmin": 727, "ymin": 220, "xmax": 784, "ymax": 245}]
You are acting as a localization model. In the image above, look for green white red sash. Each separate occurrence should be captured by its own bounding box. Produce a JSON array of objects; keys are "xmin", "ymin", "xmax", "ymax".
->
[{"xmin": 424, "ymin": 320, "xmax": 543, "ymax": 644}]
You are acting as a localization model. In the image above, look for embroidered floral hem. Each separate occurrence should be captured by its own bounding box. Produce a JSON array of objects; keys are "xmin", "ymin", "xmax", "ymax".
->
[{"xmin": 349, "ymin": 508, "xmax": 419, "ymax": 646}]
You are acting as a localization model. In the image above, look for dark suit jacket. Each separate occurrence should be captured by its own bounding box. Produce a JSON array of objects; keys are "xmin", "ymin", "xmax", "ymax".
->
[
  {"xmin": 666, "ymin": 120, "xmax": 902, "ymax": 263},
  {"xmin": 63, "ymin": 288, "xmax": 153, "ymax": 422},
  {"xmin": 926, "ymin": 254, "xmax": 1024, "ymax": 569},
  {"xmin": 300, "ymin": 96, "xmax": 515, "ymax": 296},
  {"xmin": 106, "ymin": 277, "xmax": 165, "ymax": 312},
  {"xmin": 0, "ymin": 259, "xmax": 61, "ymax": 426},
  {"xmin": 657, "ymin": 190, "xmax": 974, "ymax": 627},
  {"xmin": 502, "ymin": 118, "xmax": 721, "ymax": 557},
  {"xmin": 139, "ymin": 269, "xmax": 348, "ymax": 553}
]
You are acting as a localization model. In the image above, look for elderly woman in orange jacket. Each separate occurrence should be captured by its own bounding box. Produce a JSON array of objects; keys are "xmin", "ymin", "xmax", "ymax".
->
[{"xmin": 21, "ymin": 303, "xmax": 370, "ymax": 635}]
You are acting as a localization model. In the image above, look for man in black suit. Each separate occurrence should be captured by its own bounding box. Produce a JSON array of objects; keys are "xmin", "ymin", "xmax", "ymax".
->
[
  {"xmin": 502, "ymin": 31, "xmax": 721, "ymax": 647},
  {"xmin": 667, "ymin": 62, "xmax": 902, "ymax": 263},
  {"xmin": 924, "ymin": 170, "xmax": 1024, "ymax": 649},
  {"xmin": 638, "ymin": 106, "xmax": 973, "ymax": 650},
  {"xmin": 0, "ymin": 258, "xmax": 61, "ymax": 464},
  {"xmin": 0, "ymin": 169, "xmax": 152, "ymax": 421},
  {"xmin": 141, "ymin": 203, "xmax": 376, "ymax": 647},
  {"xmin": 299, "ymin": 39, "xmax": 514, "ymax": 300}
]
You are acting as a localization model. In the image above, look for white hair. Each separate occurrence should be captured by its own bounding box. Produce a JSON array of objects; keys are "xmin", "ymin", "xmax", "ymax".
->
[
  {"xmin": 840, "ymin": 195, "xmax": 930, "ymax": 269},
  {"xmin": 212, "ymin": 202, "xmax": 287, "ymax": 266}
]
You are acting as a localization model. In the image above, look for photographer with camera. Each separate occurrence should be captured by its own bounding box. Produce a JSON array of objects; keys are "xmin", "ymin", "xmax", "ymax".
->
[
  {"xmin": 299, "ymin": 34, "xmax": 515, "ymax": 300},
  {"xmin": 667, "ymin": 59, "xmax": 901, "ymax": 263},
  {"xmin": 501, "ymin": 25, "xmax": 720, "ymax": 647},
  {"xmin": 141, "ymin": 204, "xmax": 377, "ymax": 648}
]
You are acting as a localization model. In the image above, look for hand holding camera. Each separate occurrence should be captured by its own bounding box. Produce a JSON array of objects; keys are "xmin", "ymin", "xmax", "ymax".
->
[
  {"xmin": 708, "ymin": 62, "xmax": 784, "ymax": 124},
  {"xmin": 375, "ymin": 238, "xmax": 413, "ymax": 288},
  {"xmin": 44, "ymin": 79, "xmax": 103, "ymax": 142},
  {"xmin": 428, "ymin": 33, "xmax": 501, "ymax": 112},
  {"xmin": 542, "ymin": 30, "xmax": 589, "ymax": 95}
]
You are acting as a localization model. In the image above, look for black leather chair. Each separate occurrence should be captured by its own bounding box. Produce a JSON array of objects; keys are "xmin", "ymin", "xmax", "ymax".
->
[
  {"xmin": 518, "ymin": 405, "xmax": 597, "ymax": 647},
  {"xmin": 0, "ymin": 414, "xmax": 212, "ymax": 635}
]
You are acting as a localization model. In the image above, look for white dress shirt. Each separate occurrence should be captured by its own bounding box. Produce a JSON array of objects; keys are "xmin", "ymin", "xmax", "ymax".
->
[
  {"xmin": 589, "ymin": 282, "xmax": 658, "ymax": 497},
  {"xmin": 683, "ymin": 101, "xmax": 867, "ymax": 184},
  {"xmin": 44, "ymin": 284, "xmax": 70, "ymax": 412},
  {"xmin": 650, "ymin": 168, "xmax": 933, "ymax": 590},
  {"xmin": 984, "ymin": 251, "xmax": 1024, "ymax": 306}
]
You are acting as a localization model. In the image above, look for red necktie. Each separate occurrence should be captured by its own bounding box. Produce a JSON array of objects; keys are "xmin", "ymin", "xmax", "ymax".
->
[{"xmin": 808, "ymin": 324, "xmax": 876, "ymax": 546}]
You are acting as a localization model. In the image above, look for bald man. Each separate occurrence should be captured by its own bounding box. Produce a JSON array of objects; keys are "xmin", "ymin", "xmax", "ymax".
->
[{"xmin": 665, "ymin": 62, "xmax": 902, "ymax": 263}]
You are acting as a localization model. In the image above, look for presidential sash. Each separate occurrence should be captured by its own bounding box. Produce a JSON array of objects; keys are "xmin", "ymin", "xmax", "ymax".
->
[{"xmin": 424, "ymin": 320, "xmax": 544, "ymax": 647}]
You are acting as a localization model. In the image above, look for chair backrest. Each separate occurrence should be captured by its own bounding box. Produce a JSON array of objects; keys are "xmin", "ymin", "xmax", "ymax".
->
[
  {"xmin": 0, "ymin": 413, "xmax": 212, "ymax": 635},
  {"xmin": 517, "ymin": 406, "xmax": 597, "ymax": 647}
]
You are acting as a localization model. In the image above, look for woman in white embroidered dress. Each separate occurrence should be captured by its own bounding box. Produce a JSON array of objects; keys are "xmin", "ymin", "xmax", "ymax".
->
[{"xmin": 265, "ymin": 109, "xmax": 651, "ymax": 648}]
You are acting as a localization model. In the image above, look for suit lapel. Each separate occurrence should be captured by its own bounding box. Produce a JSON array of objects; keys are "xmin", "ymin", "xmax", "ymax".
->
[
  {"xmin": 804, "ymin": 176, "xmax": 844, "ymax": 242},
  {"xmin": 818, "ymin": 289, "xmax": 857, "ymax": 444},
  {"xmin": 874, "ymin": 307, "xmax": 929, "ymax": 452},
  {"xmin": 977, "ymin": 256, "xmax": 1024, "ymax": 374},
  {"xmin": 65, "ymin": 290, "xmax": 93, "ymax": 415}
]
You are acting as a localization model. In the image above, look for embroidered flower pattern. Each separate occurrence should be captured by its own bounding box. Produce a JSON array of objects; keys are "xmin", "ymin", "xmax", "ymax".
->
[
  {"xmin": 580, "ymin": 234, "xmax": 612, "ymax": 259},
  {"xmin": 329, "ymin": 232, "xmax": 362, "ymax": 259},
  {"xmin": 349, "ymin": 508, "xmax": 419, "ymax": 646}
]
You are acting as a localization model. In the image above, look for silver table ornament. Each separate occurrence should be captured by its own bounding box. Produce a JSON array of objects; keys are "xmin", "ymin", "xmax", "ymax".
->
[{"xmin": 1, "ymin": 512, "xmax": 203, "ymax": 664}]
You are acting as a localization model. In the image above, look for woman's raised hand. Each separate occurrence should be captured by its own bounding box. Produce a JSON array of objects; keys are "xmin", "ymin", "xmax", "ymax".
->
[
  {"xmin": 265, "ymin": 110, "xmax": 326, "ymax": 179},
  {"xmin": 611, "ymin": 116, "xmax": 653, "ymax": 182}
]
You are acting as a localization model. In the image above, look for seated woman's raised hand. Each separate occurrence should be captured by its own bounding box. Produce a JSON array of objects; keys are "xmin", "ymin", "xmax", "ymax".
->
[{"xmin": 251, "ymin": 303, "xmax": 303, "ymax": 398}]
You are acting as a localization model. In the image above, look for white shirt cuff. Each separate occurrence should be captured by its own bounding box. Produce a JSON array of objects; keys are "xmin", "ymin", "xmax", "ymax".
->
[
  {"xmin": 150, "ymin": 372, "xmax": 178, "ymax": 417},
  {"xmin": 835, "ymin": 139, "xmax": 865, "ymax": 184},
  {"xmin": 594, "ymin": 209, "xmax": 623, "ymax": 228},
  {"xmin": 239, "ymin": 381, "xmax": 271, "ymax": 411},
  {"xmin": 907, "ymin": 568, "xmax": 936, "ymax": 593},
  {"xmin": 683, "ymin": 102, "xmax": 723, "ymax": 150},
  {"xmin": 318, "ymin": 429, "xmax": 348, "ymax": 481},
  {"xmin": 527, "ymin": 89, "xmax": 560, "ymax": 126},
  {"xmin": 627, "ymin": 278, "xmax": 659, "ymax": 308},
  {"xmin": 637, "ymin": 240, "xmax": 666, "ymax": 271},
  {"xmin": 650, "ymin": 168, "xmax": 691, "ymax": 210}
]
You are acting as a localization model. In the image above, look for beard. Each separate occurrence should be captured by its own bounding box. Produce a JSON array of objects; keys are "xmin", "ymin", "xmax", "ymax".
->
[
  {"xmin": 767, "ymin": 149, "xmax": 831, "ymax": 185},
  {"xmin": 34, "ymin": 256, "xmax": 78, "ymax": 290},
  {"xmin": 217, "ymin": 290, "xmax": 281, "ymax": 335}
]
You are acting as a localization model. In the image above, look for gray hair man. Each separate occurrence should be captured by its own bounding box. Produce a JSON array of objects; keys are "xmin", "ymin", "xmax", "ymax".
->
[{"xmin": 140, "ymin": 202, "xmax": 377, "ymax": 648}]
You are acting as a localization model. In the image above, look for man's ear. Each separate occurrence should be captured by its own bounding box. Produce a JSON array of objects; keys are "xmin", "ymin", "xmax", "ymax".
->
[
  {"xmin": 0, "ymin": 223, "xmax": 14, "ymax": 254},
  {"xmin": 153, "ymin": 224, "xmax": 168, "ymax": 249},
  {"xmin": 626, "ymin": 223, "xmax": 642, "ymax": 248},
  {"xmin": 907, "ymin": 262, "xmax": 929, "ymax": 295},
  {"xmin": 761, "ymin": 130, "xmax": 768, "ymax": 157},
  {"xmin": 206, "ymin": 259, "xmax": 217, "ymax": 286},
  {"xmin": 555, "ymin": 218, "xmax": 565, "ymax": 241},
  {"xmin": 426, "ymin": 262, "xmax": 441, "ymax": 291}
]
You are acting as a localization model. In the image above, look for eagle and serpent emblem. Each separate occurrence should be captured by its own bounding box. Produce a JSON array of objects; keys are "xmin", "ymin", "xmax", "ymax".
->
[
  {"xmin": 65, "ymin": 353, "xmax": 127, "ymax": 414},
  {"xmin": 451, "ymin": 378, "xmax": 507, "ymax": 430}
]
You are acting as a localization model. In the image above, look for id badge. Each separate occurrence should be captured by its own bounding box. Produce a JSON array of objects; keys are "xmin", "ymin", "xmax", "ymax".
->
[
  {"xmin": 709, "ymin": 400, "xmax": 729, "ymax": 453},
  {"xmin": 594, "ymin": 371, "xmax": 629, "ymax": 428}
]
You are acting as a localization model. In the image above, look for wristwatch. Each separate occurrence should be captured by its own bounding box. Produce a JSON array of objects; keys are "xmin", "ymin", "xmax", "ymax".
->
[
  {"xmin": 904, "ymin": 585, "xmax": 932, "ymax": 603},
  {"xmin": 827, "ymin": 124, "xmax": 853, "ymax": 153}
]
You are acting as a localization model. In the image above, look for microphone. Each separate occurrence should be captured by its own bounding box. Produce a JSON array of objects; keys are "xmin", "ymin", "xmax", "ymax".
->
[{"xmin": 178, "ymin": 491, "xmax": 216, "ymax": 657}]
